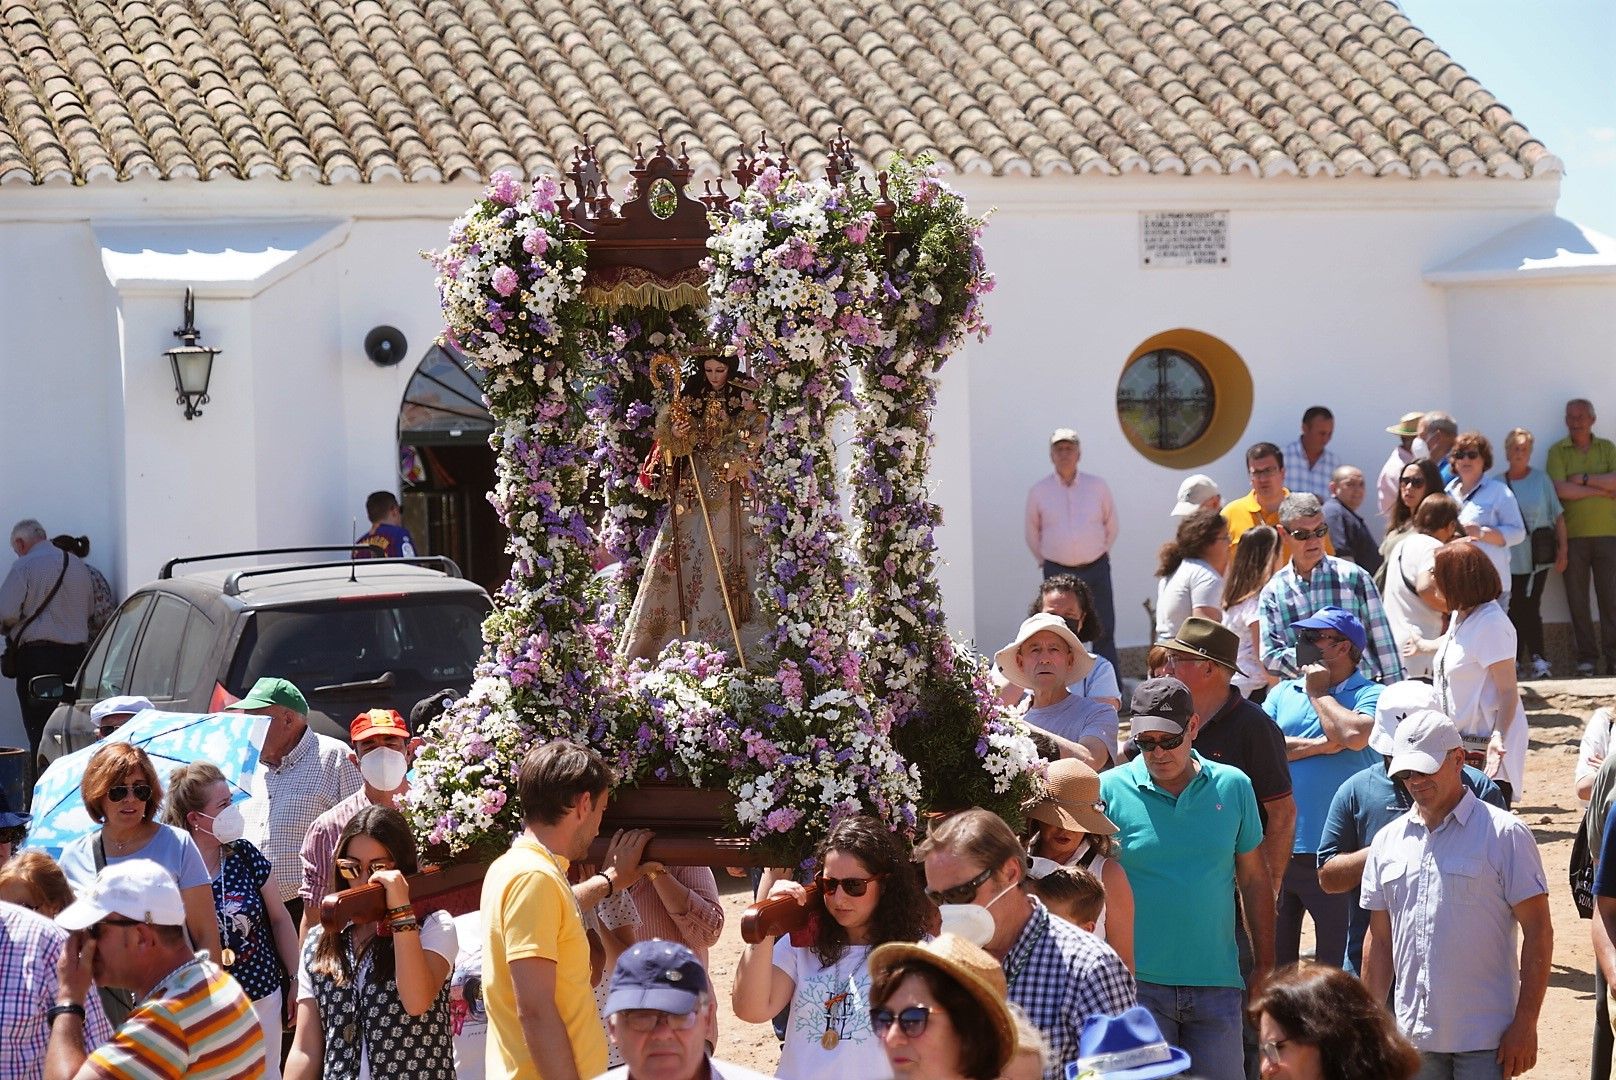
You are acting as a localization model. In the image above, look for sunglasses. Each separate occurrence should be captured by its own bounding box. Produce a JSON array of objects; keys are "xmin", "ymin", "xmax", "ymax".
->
[
  {"xmin": 924, "ymin": 866, "xmax": 993, "ymax": 906},
  {"xmin": 1451, "ymin": 450, "xmax": 1482, "ymax": 460},
  {"xmin": 336, "ymin": 858, "xmax": 398, "ymax": 881},
  {"xmin": 817, "ymin": 873, "xmax": 881, "ymax": 897},
  {"xmin": 1297, "ymin": 630, "xmax": 1346, "ymax": 645},
  {"xmin": 107, "ymin": 783, "xmax": 153, "ymax": 804},
  {"xmin": 88, "ymin": 916, "xmax": 142, "ymax": 939},
  {"xmin": 1135, "ymin": 732, "xmax": 1186, "ymax": 753},
  {"xmin": 871, "ymin": 1005, "xmax": 932, "ymax": 1038},
  {"xmin": 1285, "ymin": 525, "xmax": 1330, "ymax": 541},
  {"xmin": 1399, "ymin": 475, "xmax": 1426, "ymax": 486},
  {"xmin": 614, "ymin": 1008, "xmax": 702, "ymax": 1033}
]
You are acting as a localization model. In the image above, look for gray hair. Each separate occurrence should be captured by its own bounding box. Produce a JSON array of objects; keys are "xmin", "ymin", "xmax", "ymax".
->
[
  {"xmin": 10, "ymin": 519, "xmax": 45, "ymax": 545},
  {"xmin": 1423, "ymin": 411, "xmax": 1457, "ymax": 437},
  {"xmin": 1277, "ymin": 493, "xmax": 1323, "ymax": 524}
]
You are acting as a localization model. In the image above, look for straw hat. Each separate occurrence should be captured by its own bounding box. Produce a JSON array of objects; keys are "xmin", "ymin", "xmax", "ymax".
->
[
  {"xmin": 994, "ymin": 613, "xmax": 1093, "ymax": 690},
  {"xmin": 1025, "ymin": 758, "xmax": 1118, "ymax": 836},
  {"xmin": 868, "ymin": 933, "xmax": 1017, "ymax": 1074}
]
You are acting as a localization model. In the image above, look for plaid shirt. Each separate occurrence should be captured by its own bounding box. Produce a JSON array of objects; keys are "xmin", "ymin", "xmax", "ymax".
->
[
  {"xmin": 1002, "ymin": 897, "xmax": 1136, "ymax": 1079},
  {"xmin": 1, "ymin": 902, "xmax": 114, "ymax": 1078},
  {"xmin": 1281, "ymin": 440, "xmax": 1342, "ymax": 501},
  {"xmin": 1258, "ymin": 555, "xmax": 1405, "ymax": 683},
  {"xmin": 243, "ymin": 727, "xmax": 362, "ymax": 902}
]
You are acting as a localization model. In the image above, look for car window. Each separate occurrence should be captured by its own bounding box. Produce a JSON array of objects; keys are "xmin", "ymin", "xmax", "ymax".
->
[
  {"xmin": 127, "ymin": 595, "xmax": 191, "ymax": 701},
  {"xmin": 174, "ymin": 605, "xmax": 218, "ymax": 698},
  {"xmin": 90, "ymin": 593, "xmax": 153, "ymax": 699}
]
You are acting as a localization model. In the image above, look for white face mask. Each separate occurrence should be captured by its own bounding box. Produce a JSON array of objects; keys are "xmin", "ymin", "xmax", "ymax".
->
[
  {"xmin": 200, "ymin": 802, "xmax": 245, "ymax": 845},
  {"xmin": 936, "ymin": 880, "xmax": 1019, "ymax": 947},
  {"xmin": 359, "ymin": 746, "xmax": 408, "ymax": 792},
  {"xmin": 1411, "ymin": 436, "xmax": 1430, "ymax": 459}
]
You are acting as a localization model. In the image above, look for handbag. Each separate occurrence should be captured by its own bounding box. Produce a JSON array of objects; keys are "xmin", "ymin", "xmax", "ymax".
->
[
  {"xmin": 1529, "ymin": 526, "xmax": 1557, "ymax": 566},
  {"xmin": 1572, "ymin": 804, "xmax": 1598, "ymax": 919},
  {"xmin": 1, "ymin": 549, "xmax": 70, "ymax": 678}
]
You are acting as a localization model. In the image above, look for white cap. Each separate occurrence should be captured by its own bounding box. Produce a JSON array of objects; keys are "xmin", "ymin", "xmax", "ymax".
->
[
  {"xmin": 1369, "ymin": 681, "xmax": 1441, "ymax": 756},
  {"xmin": 1049, "ymin": 427, "xmax": 1079, "ymax": 446},
  {"xmin": 1170, "ymin": 474, "xmax": 1220, "ymax": 517},
  {"xmin": 90, "ymin": 695, "xmax": 154, "ymax": 726},
  {"xmin": 56, "ymin": 859, "xmax": 185, "ymax": 931},
  {"xmin": 1387, "ymin": 709, "xmax": 1462, "ymax": 777}
]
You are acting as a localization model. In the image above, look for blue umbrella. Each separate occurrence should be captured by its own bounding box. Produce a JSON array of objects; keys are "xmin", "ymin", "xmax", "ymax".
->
[{"xmin": 23, "ymin": 710, "xmax": 270, "ymax": 858}]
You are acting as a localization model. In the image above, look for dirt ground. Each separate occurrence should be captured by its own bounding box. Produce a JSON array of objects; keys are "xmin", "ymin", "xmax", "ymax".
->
[{"xmin": 697, "ymin": 677, "xmax": 1616, "ymax": 1078}]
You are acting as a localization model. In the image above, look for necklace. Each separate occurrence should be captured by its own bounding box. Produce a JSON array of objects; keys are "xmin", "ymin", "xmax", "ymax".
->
[
  {"xmin": 104, "ymin": 825, "xmax": 147, "ymax": 854},
  {"xmin": 818, "ymin": 948, "xmax": 862, "ymax": 1050}
]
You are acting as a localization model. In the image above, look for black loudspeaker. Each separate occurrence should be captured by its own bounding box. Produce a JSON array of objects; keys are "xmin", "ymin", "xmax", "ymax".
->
[{"xmin": 365, "ymin": 325, "xmax": 408, "ymax": 367}]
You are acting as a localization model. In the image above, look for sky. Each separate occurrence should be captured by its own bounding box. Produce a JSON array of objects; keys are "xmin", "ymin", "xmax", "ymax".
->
[{"xmin": 1396, "ymin": 0, "xmax": 1615, "ymax": 236}]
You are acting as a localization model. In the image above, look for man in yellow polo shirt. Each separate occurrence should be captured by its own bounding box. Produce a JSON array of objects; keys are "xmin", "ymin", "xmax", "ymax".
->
[
  {"xmin": 1224, "ymin": 441, "xmax": 1333, "ymax": 555},
  {"xmin": 481, "ymin": 741, "xmax": 653, "ymax": 1080}
]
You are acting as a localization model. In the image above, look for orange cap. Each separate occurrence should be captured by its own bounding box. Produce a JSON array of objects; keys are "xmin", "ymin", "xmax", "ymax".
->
[{"xmin": 350, "ymin": 708, "xmax": 409, "ymax": 742}]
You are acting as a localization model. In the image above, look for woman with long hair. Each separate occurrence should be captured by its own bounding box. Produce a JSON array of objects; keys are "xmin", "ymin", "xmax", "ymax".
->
[
  {"xmin": 1382, "ymin": 494, "xmax": 1461, "ymax": 680},
  {"xmin": 1249, "ymin": 963, "xmax": 1419, "ymax": 1079},
  {"xmin": 286, "ymin": 805, "xmax": 457, "ymax": 1080},
  {"xmin": 1220, "ymin": 524, "xmax": 1284, "ymax": 700},
  {"xmin": 166, "ymin": 762, "xmax": 300, "ymax": 1079},
  {"xmin": 1376, "ymin": 457, "xmax": 1445, "ymax": 587},
  {"xmin": 1154, "ymin": 507, "xmax": 1231, "ymax": 640},
  {"xmin": 734, "ymin": 816, "xmax": 930, "ymax": 1079}
]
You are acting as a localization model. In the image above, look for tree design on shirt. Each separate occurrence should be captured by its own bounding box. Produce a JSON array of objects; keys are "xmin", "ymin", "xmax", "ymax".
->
[{"xmin": 793, "ymin": 964, "xmax": 873, "ymax": 1048}]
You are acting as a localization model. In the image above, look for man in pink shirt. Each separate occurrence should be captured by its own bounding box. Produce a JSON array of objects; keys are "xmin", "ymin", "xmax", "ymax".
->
[{"xmin": 1026, "ymin": 427, "xmax": 1120, "ymax": 668}]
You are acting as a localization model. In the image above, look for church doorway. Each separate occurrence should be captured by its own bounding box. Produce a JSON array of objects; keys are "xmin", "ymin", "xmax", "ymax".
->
[{"xmin": 396, "ymin": 341, "xmax": 509, "ymax": 594}]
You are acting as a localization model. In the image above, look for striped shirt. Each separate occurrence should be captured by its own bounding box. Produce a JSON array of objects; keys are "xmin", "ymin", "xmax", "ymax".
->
[
  {"xmin": 0, "ymin": 901, "xmax": 115, "ymax": 1079},
  {"xmin": 298, "ymin": 787, "xmax": 372, "ymax": 908},
  {"xmin": 241, "ymin": 727, "xmax": 362, "ymax": 902},
  {"xmin": 622, "ymin": 865, "xmax": 725, "ymax": 967},
  {"xmin": 85, "ymin": 955, "xmax": 265, "ymax": 1079}
]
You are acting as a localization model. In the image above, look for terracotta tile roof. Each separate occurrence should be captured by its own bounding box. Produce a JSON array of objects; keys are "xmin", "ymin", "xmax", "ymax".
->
[{"xmin": 0, "ymin": 0, "xmax": 1559, "ymax": 186}]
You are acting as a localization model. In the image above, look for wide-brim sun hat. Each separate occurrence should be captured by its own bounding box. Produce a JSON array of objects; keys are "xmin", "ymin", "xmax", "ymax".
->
[
  {"xmin": 995, "ymin": 613, "xmax": 1094, "ymax": 690},
  {"xmin": 1070, "ymin": 1006, "xmax": 1193, "ymax": 1078},
  {"xmin": 868, "ymin": 933, "xmax": 1017, "ymax": 1075},
  {"xmin": 1024, "ymin": 758, "xmax": 1118, "ymax": 836}
]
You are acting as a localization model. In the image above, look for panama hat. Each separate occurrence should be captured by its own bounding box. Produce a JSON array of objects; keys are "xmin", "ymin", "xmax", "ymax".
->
[
  {"xmin": 1025, "ymin": 758, "xmax": 1118, "ymax": 836},
  {"xmin": 869, "ymin": 934, "xmax": 1017, "ymax": 1074},
  {"xmin": 995, "ymin": 613, "xmax": 1093, "ymax": 690}
]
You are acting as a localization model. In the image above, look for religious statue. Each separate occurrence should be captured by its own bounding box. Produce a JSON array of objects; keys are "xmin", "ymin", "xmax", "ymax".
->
[{"xmin": 619, "ymin": 351, "xmax": 767, "ymax": 664}]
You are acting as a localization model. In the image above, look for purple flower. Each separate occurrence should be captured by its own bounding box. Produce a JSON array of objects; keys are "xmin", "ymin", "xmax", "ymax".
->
[{"xmin": 487, "ymin": 170, "xmax": 521, "ymax": 206}]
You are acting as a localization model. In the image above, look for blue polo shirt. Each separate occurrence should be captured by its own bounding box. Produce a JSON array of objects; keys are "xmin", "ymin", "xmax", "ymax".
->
[
  {"xmin": 1100, "ymin": 751, "xmax": 1262, "ymax": 988},
  {"xmin": 1264, "ymin": 674, "xmax": 1383, "ymax": 853},
  {"xmin": 1317, "ymin": 761, "xmax": 1507, "ymax": 974}
]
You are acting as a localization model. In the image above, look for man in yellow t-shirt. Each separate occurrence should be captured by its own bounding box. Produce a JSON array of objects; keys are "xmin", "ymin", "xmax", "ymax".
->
[
  {"xmin": 1224, "ymin": 441, "xmax": 1334, "ymax": 555},
  {"xmin": 481, "ymin": 741, "xmax": 653, "ymax": 1080}
]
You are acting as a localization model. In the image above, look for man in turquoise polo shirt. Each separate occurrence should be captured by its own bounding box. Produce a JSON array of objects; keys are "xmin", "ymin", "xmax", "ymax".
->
[
  {"xmin": 1101, "ymin": 677, "xmax": 1274, "ymax": 1080},
  {"xmin": 1262, "ymin": 606, "xmax": 1382, "ymax": 972}
]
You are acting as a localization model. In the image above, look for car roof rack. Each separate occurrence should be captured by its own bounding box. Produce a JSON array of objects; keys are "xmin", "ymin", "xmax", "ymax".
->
[
  {"xmin": 161, "ymin": 546, "xmax": 378, "ymax": 579},
  {"xmin": 219, "ymin": 555, "xmax": 464, "ymax": 596}
]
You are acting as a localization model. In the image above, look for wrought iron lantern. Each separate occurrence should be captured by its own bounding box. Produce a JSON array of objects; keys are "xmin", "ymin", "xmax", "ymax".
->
[{"xmin": 165, "ymin": 288, "xmax": 220, "ymax": 420}]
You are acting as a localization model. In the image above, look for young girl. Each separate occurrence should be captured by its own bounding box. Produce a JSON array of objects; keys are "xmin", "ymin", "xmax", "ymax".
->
[
  {"xmin": 733, "ymin": 816, "xmax": 929, "ymax": 1079},
  {"xmin": 286, "ymin": 806, "xmax": 457, "ymax": 1080},
  {"xmin": 1221, "ymin": 524, "xmax": 1284, "ymax": 701}
]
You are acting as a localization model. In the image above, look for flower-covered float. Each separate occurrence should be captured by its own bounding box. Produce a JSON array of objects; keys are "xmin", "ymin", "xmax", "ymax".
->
[{"xmin": 409, "ymin": 135, "xmax": 1041, "ymax": 873}]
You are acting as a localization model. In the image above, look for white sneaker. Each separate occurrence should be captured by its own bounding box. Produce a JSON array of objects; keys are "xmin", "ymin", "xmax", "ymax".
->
[{"xmin": 1531, "ymin": 656, "xmax": 1553, "ymax": 679}]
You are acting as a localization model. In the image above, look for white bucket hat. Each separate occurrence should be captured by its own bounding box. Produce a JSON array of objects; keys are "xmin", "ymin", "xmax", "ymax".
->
[{"xmin": 994, "ymin": 613, "xmax": 1093, "ymax": 690}]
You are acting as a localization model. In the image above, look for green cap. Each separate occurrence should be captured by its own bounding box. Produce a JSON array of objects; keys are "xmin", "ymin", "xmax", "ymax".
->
[{"xmin": 228, "ymin": 677, "xmax": 308, "ymax": 716}]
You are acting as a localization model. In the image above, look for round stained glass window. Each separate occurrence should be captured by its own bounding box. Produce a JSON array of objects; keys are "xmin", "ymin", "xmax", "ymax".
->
[{"xmin": 1116, "ymin": 349, "xmax": 1215, "ymax": 451}]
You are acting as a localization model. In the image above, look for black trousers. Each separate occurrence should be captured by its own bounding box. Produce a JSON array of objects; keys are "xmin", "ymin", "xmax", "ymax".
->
[
  {"xmin": 1509, "ymin": 568, "xmax": 1550, "ymax": 662},
  {"xmin": 12, "ymin": 641, "xmax": 86, "ymax": 791}
]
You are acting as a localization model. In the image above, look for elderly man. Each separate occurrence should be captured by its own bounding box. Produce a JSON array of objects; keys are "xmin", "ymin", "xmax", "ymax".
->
[
  {"xmin": 1378, "ymin": 411, "xmax": 1424, "ymax": 533},
  {"xmin": 1025, "ymin": 428, "xmax": 1120, "ymax": 668},
  {"xmin": 1258, "ymin": 493, "xmax": 1402, "ymax": 684},
  {"xmin": 1281, "ymin": 406, "xmax": 1341, "ymax": 501},
  {"xmin": 597, "ymin": 940, "xmax": 770, "ymax": 1080},
  {"xmin": 1100, "ymin": 678, "xmax": 1273, "ymax": 1080},
  {"xmin": 44, "ymin": 860, "xmax": 266, "ymax": 1080},
  {"xmin": 1418, "ymin": 411, "xmax": 1459, "ymax": 485},
  {"xmin": 1, "ymin": 518, "xmax": 103, "ymax": 778},
  {"xmin": 917, "ymin": 808, "xmax": 1133, "ymax": 1078},
  {"xmin": 1317, "ymin": 682, "xmax": 1508, "ymax": 975},
  {"xmin": 1547, "ymin": 398, "xmax": 1616, "ymax": 677},
  {"xmin": 1362, "ymin": 711, "xmax": 1551, "ymax": 1080},
  {"xmin": 227, "ymin": 677, "xmax": 361, "ymax": 931},
  {"xmin": 1324, "ymin": 466, "xmax": 1381, "ymax": 574},
  {"xmin": 0, "ymin": 900, "xmax": 114, "ymax": 1079}
]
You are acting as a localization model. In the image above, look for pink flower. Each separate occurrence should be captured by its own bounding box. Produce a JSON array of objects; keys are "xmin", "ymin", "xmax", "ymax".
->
[
  {"xmin": 756, "ymin": 166, "xmax": 782, "ymax": 198},
  {"xmin": 843, "ymin": 216, "xmax": 872, "ymax": 244},
  {"xmin": 487, "ymin": 170, "xmax": 521, "ymax": 206},
  {"xmin": 492, "ymin": 266, "xmax": 520, "ymax": 296},
  {"xmin": 531, "ymin": 176, "xmax": 560, "ymax": 214},
  {"xmin": 523, "ymin": 229, "xmax": 550, "ymax": 256}
]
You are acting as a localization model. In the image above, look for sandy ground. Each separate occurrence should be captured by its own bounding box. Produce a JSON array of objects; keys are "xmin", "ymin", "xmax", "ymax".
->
[{"xmin": 694, "ymin": 677, "xmax": 1616, "ymax": 1078}]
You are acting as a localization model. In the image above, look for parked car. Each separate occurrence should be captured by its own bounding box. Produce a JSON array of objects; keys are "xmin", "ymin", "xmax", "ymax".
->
[{"xmin": 34, "ymin": 549, "xmax": 491, "ymax": 769}]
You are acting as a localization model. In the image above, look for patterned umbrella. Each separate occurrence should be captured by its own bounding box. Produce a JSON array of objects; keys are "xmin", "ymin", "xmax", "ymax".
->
[{"xmin": 22, "ymin": 710, "xmax": 270, "ymax": 858}]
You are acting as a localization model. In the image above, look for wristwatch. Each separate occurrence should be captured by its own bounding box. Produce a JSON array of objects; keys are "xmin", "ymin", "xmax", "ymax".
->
[{"xmin": 48, "ymin": 1002, "xmax": 86, "ymax": 1023}]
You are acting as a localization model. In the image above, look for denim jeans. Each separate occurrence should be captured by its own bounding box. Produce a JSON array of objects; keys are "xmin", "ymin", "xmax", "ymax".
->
[
  {"xmin": 1276, "ymin": 852, "xmax": 1349, "ymax": 968},
  {"xmin": 1137, "ymin": 982, "xmax": 1245, "ymax": 1080},
  {"xmin": 1415, "ymin": 1049, "xmax": 1503, "ymax": 1080}
]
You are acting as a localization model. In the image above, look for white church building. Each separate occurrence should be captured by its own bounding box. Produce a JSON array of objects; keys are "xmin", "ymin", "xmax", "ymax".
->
[{"xmin": 1, "ymin": 0, "xmax": 1612, "ymax": 746}]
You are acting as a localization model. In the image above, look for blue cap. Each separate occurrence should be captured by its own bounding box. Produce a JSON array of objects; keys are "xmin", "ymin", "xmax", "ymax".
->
[
  {"xmin": 603, "ymin": 940, "xmax": 709, "ymax": 1017},
  {"xmin": 1069, "ymin": 1006, "xmax": 1192, "ymax": 1078},
  {"xmin": 1290, "ymin": 605, "xmax": 1366, "ymax": 651}
]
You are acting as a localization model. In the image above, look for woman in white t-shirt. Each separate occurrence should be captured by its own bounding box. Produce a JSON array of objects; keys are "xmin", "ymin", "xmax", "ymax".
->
[
  {"xmin": 1431, "ymin": 542, "xmax": 1527, "ymax": 806},
  {"xmin": 1219, "ymin": 525, "xmax": 1283, "ymax": 700},
  {"xmin": 1154, "ymin": 507, "xmax": 1230, "ymax": 640},
  {"xmin": 287, "ymin": 805, "xmax": 458, "ymax": 1080},
  {"xmin": 733, "ymin": 817, "xmax": 930, "ymax": 1080},
  {"xmin": 1383, "ymin": 494, "xmax": 1461, "ymax": 680},
  {"xmin": 1023, "ymin": 759, "xmax": 1133, "ymax": 970}
]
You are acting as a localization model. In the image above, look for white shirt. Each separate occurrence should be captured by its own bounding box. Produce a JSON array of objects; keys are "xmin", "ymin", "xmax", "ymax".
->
[
  {"xmin": 1381, "ymin": 533, "xmax": 1444, "ymax": 680},
  {"xmin": 1378, "ymin": 445, "xmax": 1415, "ymax": 528},
  {"xmin": 1222, "ymin": 594, "xmax": 1267, "ymax": 697},
  {"xmin": 1434, "ymin": 601, "xmax": 1527, "ymax": 795},
  {"xmin": 770, "ymin": 940, "xmax": 891, "ymax": 1080},
  {"xmin": 1579, "ymin": 708, "xmax": 1615, "ymax": 806},
  {"xmin": 1154, "ymin": 559, "xmax": 1223, "ymax": 640}
]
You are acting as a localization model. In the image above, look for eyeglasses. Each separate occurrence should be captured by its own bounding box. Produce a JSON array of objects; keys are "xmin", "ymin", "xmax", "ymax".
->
[
  {"xmin": 613, "ymin": 1008, "xmax": 702, "ymax": 1033},
  {"xmin": 817, "ymin": 873, "xmax": 882, "ymax": 897},
  {"xmin": 1248, "ymin": 465, "xmax": 1281, "ymax": 479},
  {"xmin": 335, "ymin": 858, "xmax": 398, "ymax": 881},
  {"xmin": 871, "ymin": 1005, "xmax": 932, "ymax": 1038},
  {"xmin": 107, "ymin": 783, "xmax": 153, "ymax": 804},
  {"xmin": 1297, "ymin": 630, "xmax": 1346, "ymax": 646},
  {"xmin": 924, "ymin": 866, "xmax": 993, "ymax": 906},
  {"xmin": 1451, "ymin": 450, "xmax": 1482, "ymax": 460},
  {"xmin": 1259, "ymin": 1039, "xmax": 1291, "ymax": 1064},
  {"xmin": 88, "ymin": 917, "xmax": 142, "ymax": 939},
  {"xmin": 1399, "ymin": 475, "xmax": 1426, "ymax": 487},
  {"xmin": 1134, "ymin": 732, "xmax": 1186, "ymax": 753},
  {"xmin": 1284, "ymin": 525, "xmax": 1330, "ymax": 541}
]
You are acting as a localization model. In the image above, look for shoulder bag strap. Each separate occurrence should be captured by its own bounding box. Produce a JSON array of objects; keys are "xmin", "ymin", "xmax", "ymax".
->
[
  {"xmin": 94, "ymin": 830, "xmax": 108, "ymax": 872},
  {"xmin": 5, "ymin": 549, "xmax": 70, "ymax": 649}
]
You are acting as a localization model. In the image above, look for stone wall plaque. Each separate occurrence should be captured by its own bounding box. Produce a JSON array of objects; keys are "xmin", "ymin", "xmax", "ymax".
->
[{"xmin": 1140, "ymin": 211, "xmax": 1229, "ymax": 267}]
